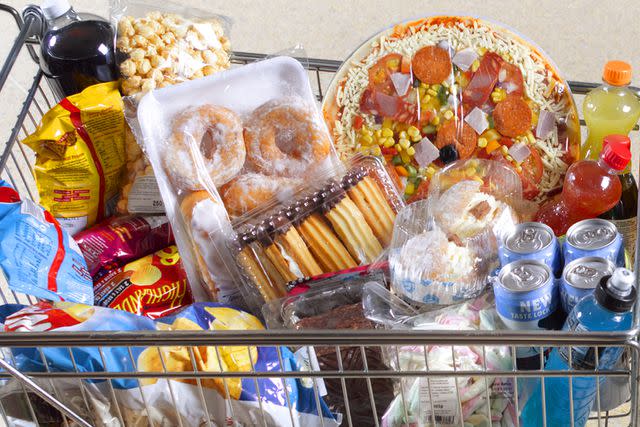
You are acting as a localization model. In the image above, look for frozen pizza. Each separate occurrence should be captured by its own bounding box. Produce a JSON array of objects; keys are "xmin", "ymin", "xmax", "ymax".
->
[{"xmin": 323, "ymin": 16, "xmax": 580, "ymax": 203}]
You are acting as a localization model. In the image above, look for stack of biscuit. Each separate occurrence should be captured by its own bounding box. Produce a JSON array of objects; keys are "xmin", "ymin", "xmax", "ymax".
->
[{"xmin": 234, "ymin": 166, "xmax": 399, "ymax": 302}]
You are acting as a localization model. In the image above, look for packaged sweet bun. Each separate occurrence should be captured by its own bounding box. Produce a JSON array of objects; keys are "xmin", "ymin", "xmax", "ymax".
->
[{"xmin": 179, "ymin": 190, "xmax": 239, "ymax": 304}]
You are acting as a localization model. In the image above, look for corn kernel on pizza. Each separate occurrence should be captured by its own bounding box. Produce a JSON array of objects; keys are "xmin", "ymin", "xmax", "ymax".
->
[{"xmin": 323, "ymin": 16, "xmax": 580, "ymax": 204}]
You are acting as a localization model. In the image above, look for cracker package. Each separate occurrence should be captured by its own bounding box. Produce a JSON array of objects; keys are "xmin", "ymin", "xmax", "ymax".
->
[{"xmin": 21, "ymin": 82, "xmax": 126, "ymax": 235}]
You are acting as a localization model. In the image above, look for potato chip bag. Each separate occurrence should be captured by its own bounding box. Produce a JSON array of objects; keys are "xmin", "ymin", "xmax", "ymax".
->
[
  {"xmin": 0, "ymin": 301, "xmax": 341, "ymax": 426},
  {"xmin": 74, "ymin": 214, "xmax": 174, "ymax": 278},
  {"xmin": 0, "ymin": 181, "xmax": 92, "ymax": 304},
  {"xmin": 93, "ymin": 245, "xmax": 193, "ymax": 319},
  {"xmin": 21, "ymin": 82, "xmax": 126, "ymax": 235}
]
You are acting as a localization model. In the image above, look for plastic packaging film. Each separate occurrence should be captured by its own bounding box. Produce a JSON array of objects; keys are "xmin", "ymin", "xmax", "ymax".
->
[
  {"xmin": 110, "ymin": 0, "xmax": 232, "ymax": 215},
  {"xmin": 322, "ymin": 15, "xmax": 580, "ymax": 206},
  {"xmin": 133, "ymin": 56, "xmax": 347, "ymax": 307},
  {"xmin": 390, "ymin": 158, "xmax": 524, "ymax": 306},
  {"xmin": 231, "ymin": 154, "xmax": 405, "ymax": 312}
]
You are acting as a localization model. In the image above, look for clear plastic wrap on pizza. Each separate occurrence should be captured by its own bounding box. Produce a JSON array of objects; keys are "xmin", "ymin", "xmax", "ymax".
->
[{"xmin": 323, "ymin": 16, "xmax": 580, "ymax": 204}]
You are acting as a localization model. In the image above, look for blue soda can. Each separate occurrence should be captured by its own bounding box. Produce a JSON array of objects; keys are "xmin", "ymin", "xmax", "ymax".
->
[
  {"xmin": 563, "ymin": 219, "xmax": 624, "ymax": 267},
  {"xmin": 560, "ymin": 256, "xmax": 616, "ymax": 315},
  {"xmin": 500, "ymin": 222, "xmax": 562, "ymax": 277},
  {"xmin": 494, "ymin": 259, "xmax": 559, "ymax": 330}
]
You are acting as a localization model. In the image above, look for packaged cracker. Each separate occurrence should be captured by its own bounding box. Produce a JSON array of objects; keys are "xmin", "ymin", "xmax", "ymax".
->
[
  {"xmin": 93, "ymin": 245, "xmax": 192, "ymax": 319},
  {"xmin": 1, "ymin": 301, "xmax": 341, "ymax": 427},
  {"xmin": 74, "ymin": 214, "xmax": 173, "ymax": 278},
  {"xmin": 231, "ymin": 155, "xmax": 403, "ymax": 311},
  {"xmin": 0, "ymin": 181, "xmax": 92, "ymax": 304},
  {"xmin": 21, "ymin": 82, "xmax": 126, "ymax": 235},
  {"xmin": 111, "ymin": 0, "xmax": 232, "ymax": 215}
]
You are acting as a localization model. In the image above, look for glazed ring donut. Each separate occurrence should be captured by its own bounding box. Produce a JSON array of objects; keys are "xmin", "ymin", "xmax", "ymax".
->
[
  {"xmin": 167, "ymin": 105, "xmax": 245, "ymax": 190},
  {"xmin": 220, "ymin": 173, "xmax": 301, "ymax": 217},
  {"xmin": 243, "ymin": 98, "xmax": 331, "ymax": 176}
]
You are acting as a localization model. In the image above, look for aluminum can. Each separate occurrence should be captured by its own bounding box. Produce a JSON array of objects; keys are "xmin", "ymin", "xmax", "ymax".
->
[
  {"xmin": 494, "ymin": 259, "xmax": 559, "ymax": 330},
  {"xmin": 560, "ymin": 256, "xmax": 616, "ymax": 314},
  {"xmin": 499, "ymin": 222, "xmax": 562, "ymax": 276},
  {"xmin": 563, "ymin": 219, "xmax": 624, "ymax": 266}
]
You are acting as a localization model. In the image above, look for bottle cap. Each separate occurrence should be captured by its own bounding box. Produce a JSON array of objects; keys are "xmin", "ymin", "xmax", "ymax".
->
[
  {"xmin": 601, "ymin": 139, "xmax": 632, "ymax": 170},
  {"xmin": 41, "ymin": 0, "xmax": 71, "ymax": 20},
  {"xmin": 602, "ymin": 61, "xmax": 632, "ymax": 86},
  {"xmin": 595, "ymin": 268, "xmax": 637, "ymax": 312},
  {"xmin": 602, "ymin": 134, "xmax": 631, "ymax": 151}
]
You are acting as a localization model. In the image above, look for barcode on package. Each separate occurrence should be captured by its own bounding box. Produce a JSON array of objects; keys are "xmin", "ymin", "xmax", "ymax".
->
[{"xmin": 418, "ymin": 377, "xmax": 459, "ymax": 426}]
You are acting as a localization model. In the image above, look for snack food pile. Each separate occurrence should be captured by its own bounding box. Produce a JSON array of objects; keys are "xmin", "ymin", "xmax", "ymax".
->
[{"xmin": 2, "ymin": 5, "xmax": 639, "ymax": 427}]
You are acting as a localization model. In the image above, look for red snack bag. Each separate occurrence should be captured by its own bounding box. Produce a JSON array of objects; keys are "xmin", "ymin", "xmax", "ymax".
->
[
  {"xmin": 74, "ymin": 215, "xmax": 174, "ymax": 278},
  {"xmin": 94, "ymin": 245, "xmax": 193, "ymax": 319}
]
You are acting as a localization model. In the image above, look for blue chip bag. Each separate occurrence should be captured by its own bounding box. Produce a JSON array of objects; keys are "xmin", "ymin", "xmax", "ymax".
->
[
  {"xmin": 0, "ymin": 181, "xmax": 93, "ymax": 304},
  {"xmin": 1, "ymin": 301, "xmax": 341, "ymax": 426}
]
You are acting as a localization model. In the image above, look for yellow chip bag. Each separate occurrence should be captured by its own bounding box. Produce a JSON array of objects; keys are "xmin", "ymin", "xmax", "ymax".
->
[{"xmin": 22, "ymin": 82, "xmax": 125, "ymax": 234}]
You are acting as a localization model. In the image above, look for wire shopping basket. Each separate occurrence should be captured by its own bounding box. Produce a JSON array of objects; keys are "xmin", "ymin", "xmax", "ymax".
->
[{"xmin": 0, "ymin": 4, "xmax": 639, "ymax": 427}]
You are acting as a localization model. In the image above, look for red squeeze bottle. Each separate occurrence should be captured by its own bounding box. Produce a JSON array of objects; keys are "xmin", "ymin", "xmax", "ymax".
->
[{"xmin": 535, "ymin": 136, "xmax": 631, "ymax": 236}]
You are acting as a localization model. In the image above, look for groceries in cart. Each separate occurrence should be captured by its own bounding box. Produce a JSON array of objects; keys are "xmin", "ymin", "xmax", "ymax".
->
[
  {"xmin": 2, "ymin": 4, "xmax": 640, "ymax": 427},
  {"xmin": 21, "ymin": 81, "xmax": 126, "ymax": 235},
  {"xmin": 0, "ymin": 301, "xmax": 340, "ymax": 426},
  {"xmin": 0, "ymin": 180, "xmax": 93, "ymax": 304},
  {"xmin": 39, "ymin": 0, "xmax": 118, "ymax": 99},
  {"xmin": 112, "ymin": 1, "xmax": 232, "ymax": 216},
  {"xmin": 74, "ymin": 214, "xmax": 174, "ymax": 278},
  {"xmin": 322, "ymin": 16, "xmax": 581, "ymax": 205}
]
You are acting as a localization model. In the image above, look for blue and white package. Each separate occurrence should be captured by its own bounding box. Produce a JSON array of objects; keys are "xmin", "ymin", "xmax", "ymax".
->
[
  {"xmin": 0, "ymin": 181, "xmax": 92, "ymax": 303},
  {"xmin": 1, "ymin": 302, "xmax": 341, "ymax": 427}
]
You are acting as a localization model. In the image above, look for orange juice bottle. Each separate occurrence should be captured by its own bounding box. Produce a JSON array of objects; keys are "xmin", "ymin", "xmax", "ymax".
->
[{"xmin": 582, "ymin": 61, "xmax": 640, "ymax": 161}]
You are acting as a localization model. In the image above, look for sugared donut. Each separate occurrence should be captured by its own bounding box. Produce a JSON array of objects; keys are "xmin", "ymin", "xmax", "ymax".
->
[
  {"xmin": 243, "ymin": 98, "xmax": 331, "ymax": 176},
  {"xmin": 221, "ymin": 173, "xmax": 301, "ymax": 217},
  {"xmin": 167, "ymin": 105, "xmax": 245, "ymax": 190}
]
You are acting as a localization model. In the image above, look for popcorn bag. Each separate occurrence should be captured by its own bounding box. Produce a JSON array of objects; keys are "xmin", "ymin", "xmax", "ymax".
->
[{"xmin": 110, "ymin": 0, "xmax": 232, "ymax": 215}]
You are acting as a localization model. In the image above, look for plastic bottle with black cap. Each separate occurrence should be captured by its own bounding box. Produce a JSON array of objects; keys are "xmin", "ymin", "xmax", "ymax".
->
[{"xmin": 521, "ymin": 267, "xmax": 637, "ymax": 427}]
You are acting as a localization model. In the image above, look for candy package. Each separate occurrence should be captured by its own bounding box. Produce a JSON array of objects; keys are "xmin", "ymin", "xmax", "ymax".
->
[
  {"xmin": 361, "ymin": 285, "xmax": 516, "ymax": 427},
  {"xmin": 93, "ymin": 245, "xmax": 193, "ymax": 318},
  {"xmin": 264, "ymin": 277, "xmax": 394, "ymax": 427},
  {"xmin": 1, "ymin": 301, "xmax": 340, "ymax": 427},
  {"xmin": 390, "ymin": 159, "xmax": 524, "ymax": 306},
  {"xmin": 232, "ymin": 155, "xmax": 403, "ymax": 312},
  {"xmin": 0, "ymin": 181, "xmax": 92, "ymax": 304},
  {"xmin": 74, "ymin": 214, "xmax": 173, "ymax": 278},
  {"xmin": 21, "ymin": 82, "xmax": 126, "ymax": 235},
  {"xmin": 110, "ymin": 0, "xmax": 232, "ymax": 215},
  {"xmin": 133, "ymin": 56, "xmax": 347, "ymax": 307}
]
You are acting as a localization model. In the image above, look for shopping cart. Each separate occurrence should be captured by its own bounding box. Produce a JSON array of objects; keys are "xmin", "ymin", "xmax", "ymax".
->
[{"xmin": 0, "ymin": 4, "xmax": 639, "ymax": 427}]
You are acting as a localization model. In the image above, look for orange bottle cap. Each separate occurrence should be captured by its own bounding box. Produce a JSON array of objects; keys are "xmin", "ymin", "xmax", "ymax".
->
[{"xmin": 603, "ymin": 61, "xmax": 632, "ymax": 86}]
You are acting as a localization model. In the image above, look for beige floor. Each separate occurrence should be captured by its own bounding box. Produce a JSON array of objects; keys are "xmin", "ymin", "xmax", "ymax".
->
[{"xmin": 0, "ymin": 1, "xmax": 639, "ymax": 426}]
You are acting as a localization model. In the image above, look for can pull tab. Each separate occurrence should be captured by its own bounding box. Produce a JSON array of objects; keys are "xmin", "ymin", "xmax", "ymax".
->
[{"xmin": 609, "ymin": 268, "xmax": 635, "ymax": 297}]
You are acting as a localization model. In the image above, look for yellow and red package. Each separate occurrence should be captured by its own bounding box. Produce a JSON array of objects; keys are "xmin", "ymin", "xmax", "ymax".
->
[
  {"xmin": 94, "ymin": 245, "xmax": 193, "ymax": 319},
  {"xmin": 21, "ymin": 82, "xmax": 126, "ymax": 235}
]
